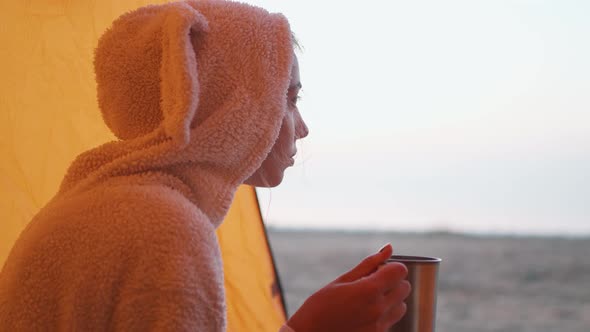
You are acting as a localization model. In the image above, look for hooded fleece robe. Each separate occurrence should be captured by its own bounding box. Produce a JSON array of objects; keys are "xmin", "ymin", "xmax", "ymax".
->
[{"xmin": 0, "ymin": 1, "xmax": 296, "ymax": 331}]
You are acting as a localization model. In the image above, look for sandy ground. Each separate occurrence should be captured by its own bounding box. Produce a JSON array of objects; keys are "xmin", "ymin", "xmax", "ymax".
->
[{"xmin": 267, "ymin": 229, "xmax": 590, "ymax": 332}]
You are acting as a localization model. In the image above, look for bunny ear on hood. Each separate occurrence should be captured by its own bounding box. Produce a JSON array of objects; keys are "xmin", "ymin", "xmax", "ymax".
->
[
  {"xmin": 94, "ymin": 1, "xmax": 206, "ymax": 146},
  {"xmin": 60, "ymin": 0, "xmax": 295, "ymax": 225},
  {"xmin": 159, "ymin": 2, "xmax": 208, "ymax": 147}
]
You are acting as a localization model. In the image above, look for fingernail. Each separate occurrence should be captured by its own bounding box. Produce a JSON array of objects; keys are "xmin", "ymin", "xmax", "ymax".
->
[
  {"xmin": 378, "ymin": 243, "xmax": 391, "ymax": 253},
  {"xmin": 401, "ymin": 280, "xmax": 412, "ymax": 297}
]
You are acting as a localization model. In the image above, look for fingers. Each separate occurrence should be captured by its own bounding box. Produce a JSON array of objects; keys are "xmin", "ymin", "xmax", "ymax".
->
[
  {"xmin": 378, "ymin": 280, "xmax": 411, "ymax": 329},
  {"xmin": 380, "ymin": 302, "xmax": 407, "ymax": 330},
  {"xmin": 337, "ymin": 243, "xmax": 393, "ymax": 283},
  {"xmin": 376, "ymin": 262, "xmax": 408, "ymax": 293},
  {"xmin": 357, "ymin": 280, "xmax": 411, "ymax": 331},
  {"xmin": 384, "ymin": 280, "xmax": 411, "ymax": 305},
  {"xmin": 353, "ymin": 261, "xmax": 407, "ymax": 296}
]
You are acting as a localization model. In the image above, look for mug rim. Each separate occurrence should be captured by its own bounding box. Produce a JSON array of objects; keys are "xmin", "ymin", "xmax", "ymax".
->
[{"xmin": 387, "ymin": 255, "xmax": 442, "ymax": 263}]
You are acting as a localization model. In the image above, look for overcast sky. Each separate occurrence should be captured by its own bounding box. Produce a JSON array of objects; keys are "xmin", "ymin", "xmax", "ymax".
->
[{"xmin": 245, "ymin": 0, "xmax": 590, "ymax": 236}]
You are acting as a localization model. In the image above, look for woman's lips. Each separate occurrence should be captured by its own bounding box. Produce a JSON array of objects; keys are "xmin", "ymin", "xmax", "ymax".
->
[{"xmin": 286, "ymin": 150, "xmax": 297, "ymax": 166}]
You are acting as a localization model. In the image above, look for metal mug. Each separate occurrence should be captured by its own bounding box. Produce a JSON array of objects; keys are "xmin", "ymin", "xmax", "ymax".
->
[{"xmin": 387, "ymin": 255, "xmax": 442, "ymax": 332}]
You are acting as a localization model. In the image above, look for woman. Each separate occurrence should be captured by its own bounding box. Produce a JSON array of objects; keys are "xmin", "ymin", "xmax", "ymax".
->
[{"xmin": 0, "ymin": 1, "xmax": 410, "ymax": 331}]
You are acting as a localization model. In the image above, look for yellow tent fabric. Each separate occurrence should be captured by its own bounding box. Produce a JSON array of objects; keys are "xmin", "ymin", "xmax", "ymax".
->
[{"xmin": 0, "ymin": 1, "xmax": 287, "ymax": 331}]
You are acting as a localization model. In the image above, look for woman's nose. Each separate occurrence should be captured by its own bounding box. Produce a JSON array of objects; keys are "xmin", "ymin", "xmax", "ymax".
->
[{"xmin": 295, "ymin": 111, "xmax": 309, "ymax": 139}]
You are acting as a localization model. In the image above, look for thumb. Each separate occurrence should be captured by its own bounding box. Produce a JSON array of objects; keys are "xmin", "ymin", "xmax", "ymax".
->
[{"xmin": 337, "ymin": 243, "xmax": 393, "ymax": 283}]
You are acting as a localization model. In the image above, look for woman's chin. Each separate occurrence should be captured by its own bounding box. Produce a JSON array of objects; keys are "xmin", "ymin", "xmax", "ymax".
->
[
  {"xmin": 244, "ymin": 170, "xmax": 285, "ymax": 188},
  {"xmin": 258, "ymin": 173, "xmax": 284, "ymax": 188}
]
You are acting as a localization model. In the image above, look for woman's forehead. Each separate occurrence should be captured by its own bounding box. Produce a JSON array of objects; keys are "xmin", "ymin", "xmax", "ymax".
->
[{"xmin": 290, "ymin": 54, "xmax": 301, "ymax": 88}]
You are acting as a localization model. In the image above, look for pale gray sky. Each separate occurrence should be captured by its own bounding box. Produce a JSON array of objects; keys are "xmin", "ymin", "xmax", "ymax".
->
[{"xmin": 246, "ymin": 0, "xmax": 590, "ymax": 235}]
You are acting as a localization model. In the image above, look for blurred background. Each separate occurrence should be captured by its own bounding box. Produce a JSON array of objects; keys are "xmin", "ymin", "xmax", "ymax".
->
[
  {"xmin": 248, "ymin": 0, "xmax": 590, "ymax": 236},
  {"xmin": 245, "ymin": 1, "xmax": 590, "ymax": 331}
]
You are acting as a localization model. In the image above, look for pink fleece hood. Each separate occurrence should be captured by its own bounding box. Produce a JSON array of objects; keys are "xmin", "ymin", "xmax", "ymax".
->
[{"xmin": 58, "ymin": 0, "xmax": 294, "ymax": 226}]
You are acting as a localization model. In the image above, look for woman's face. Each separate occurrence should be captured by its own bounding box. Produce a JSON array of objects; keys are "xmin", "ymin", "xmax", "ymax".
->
[{"xmin": 245, "ymin": 55, "xmax": 309, "ymax": 187}]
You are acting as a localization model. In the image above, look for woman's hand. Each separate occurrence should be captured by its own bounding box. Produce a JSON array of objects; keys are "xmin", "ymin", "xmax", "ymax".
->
[{"xmin": 286, "ymin": 244, "xmax": 411, "ymax": 332}]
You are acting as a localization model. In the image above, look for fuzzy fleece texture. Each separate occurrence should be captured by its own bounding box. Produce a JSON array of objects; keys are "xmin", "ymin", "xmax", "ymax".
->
[{"xmin": 0, "ymin": 0, "xmax": 295, "ymax": 331}]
